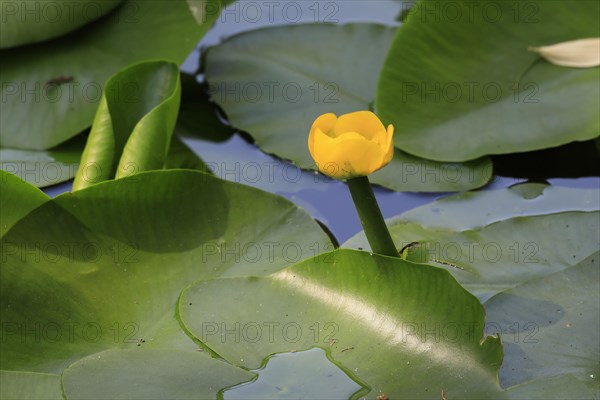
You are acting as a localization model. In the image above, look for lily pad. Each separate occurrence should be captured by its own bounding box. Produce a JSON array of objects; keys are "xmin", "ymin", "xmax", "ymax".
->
[
  {"xmin": 0, "ymin": 170, "xmax": 49, "ymax": 238},
  {"xmin": 400, "ymin": 211, "xmax": 599, "ymax": 302},
  {"xmin": 339, "ymin": 184, "xmax": 600, "ymax": 400},
  {"xmin": 72, "ymin": 60, "xmax": 181, "ymax": 190},
  {"xmin": 0, "ymin": 135, "xmax": 85, "ymax": 188},
  {"xmin": 62, "ymin": 349, "xmax": 254, "ymax": 399},
  {"xmin": 486, "ymin": 252, "xmax": 600, "ymax": 395},
  {"xmin": 343, "ymin": 185, "xmax": 600, "ymax": 302},
  {"xmin": 203, "ymin": 23, "xmax": 493, "ymax": 192},
  {"xmin": 389, "ymin": 183, "xmax": 600, "ymax": 231},
  {"xmin": 371, "ymin": 148, "xmax": 493, "ymax": 192},
  {"xmin": 344, "ymin": 183, "xmax": 600, "ymax": 246},
  {"xmin": 377, "ymin": 0, "xmax": 600, "ymax": 161},
  {"xmin": 180, "ymin": 249, "xmax": 504, "ymax": 399},
  {"xmin": 0, "ymin": 170, "xmax": 332, "ymax": 375},
  {"xmin": 0, "ymin": 0, "xmax": 223, "ymax": 150},
  {"xmin": 0, "ymin": 0, "xmax": 123, "ymax": 49},
  {"xmin": 505, "ymin": 374, "xmax": 597, "ymax": 400},
  {"xmin": 0, "ymin": 370, "xmax": 62, "ymax": 400}
]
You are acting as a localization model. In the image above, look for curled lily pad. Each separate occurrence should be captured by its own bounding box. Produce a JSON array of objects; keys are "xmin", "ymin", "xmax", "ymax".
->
[{"xmin": 73, "ymin": 60, "xmax": 181, "ymax": 190}]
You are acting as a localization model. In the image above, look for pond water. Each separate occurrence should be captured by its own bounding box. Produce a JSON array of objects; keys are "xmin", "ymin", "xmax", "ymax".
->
[{"xmin": 221, "ymin": 348, "xmax": 367, "ymax": 399}]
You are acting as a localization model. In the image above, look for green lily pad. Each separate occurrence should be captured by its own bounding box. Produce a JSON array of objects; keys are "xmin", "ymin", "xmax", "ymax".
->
[
  {"xmin": 343, "ymin": 185, "xmax": 600, "ymax": 301},
  {"xmin": 344, "ymin": 183, "xmax": 600, "ymax": 248},
  {"xmin": 203, "ymin": 23, "xmax": 493, "ymax": 192},
  {"xmin": 72, "ymin": 60, "xmax": 181, "ymax": 190},
  {"xmin": 505, "ymin": 374, "xmax": 597, "ymax": 400},
  {"xmin": 0, "ymin": 170, "xmax": 332, "ymax": 375},
  {"xmin": 0, "ymin": 370, "xmax": 62, "ymax": 400},
  {"xmin": 62, "ymin": 349, "xmax": 254, "ymax": 399},
  {"xmin": 385, "ymin": 183, "xmax": 600, "ymax": 231},
  {"xmin": 0, "ymin": 135, "xmax": 85, "ymax": 188},
  {"xmin": 371, "ymin": 148, "xmax": 493, "ymax": 192},
  {"xmin": 377, "ymin": 0, "xmax": 600, "ymax": 161},
  {"xmin": 0, "ymin": 0, "xmax": 123, "ymax": 49},
  {"xmin": 0, "ymin": 170, "xmax": 49, "ymax": 238},
  {"xmin": 0, "ymin": 0, "xmax": 222, "ymax": 150},
  {"xmin": 486, "ymin": 252, "xmax": 600, "ymax": 396},
  {"xmin": 401, "ymin": 212, "xmax": 599, "ymax": 301},
  {"xmin": 180, "ymin": 249, "xmax": 504, "ymax": 399},
  {"xmin": 341, "ymin": 184, "xmax": 599, "ymax": 398}
]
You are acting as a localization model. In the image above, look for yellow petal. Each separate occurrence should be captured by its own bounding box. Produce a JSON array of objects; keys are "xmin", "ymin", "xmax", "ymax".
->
[
  {"xmin": 529, "ymin": 38, "xmax": 600, "ymax": 68},
  {"xmin": 310, "ymin": 128, "xmax": 339, "ymax": 176},
  {"xmin": 333, "ymin": 111, "xmax": 386, "ymax": 140},
  {"xmin": 309, "ymin": 113, "xmax": 337, "ymax": 156},
  {"xmin": 308, "ymin": 127, "xmax": 327, "ymax": 165},
  {"xmin": 382, "ymin": 124, "xmax": 395, "ymax": 165},
  {"xmin": 313, "ymin": 130, "xmax": 386, "ymax": 179}
]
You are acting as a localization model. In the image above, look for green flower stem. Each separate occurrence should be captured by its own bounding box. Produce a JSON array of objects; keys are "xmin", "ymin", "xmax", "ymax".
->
[{"xmin": 347, "ymin": 176, "xmax": 398, "ymax": 257}]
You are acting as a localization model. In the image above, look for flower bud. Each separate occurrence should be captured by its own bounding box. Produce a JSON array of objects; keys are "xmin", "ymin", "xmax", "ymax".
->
[{"xmin": 308, "ymin": 111, "xmax": 394, "ymax": 179}]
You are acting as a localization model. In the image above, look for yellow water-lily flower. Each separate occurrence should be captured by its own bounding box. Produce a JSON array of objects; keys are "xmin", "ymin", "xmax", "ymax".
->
[{"xmin": 308, "ymin": 111, "xmax": 394, "ymax": 180}]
